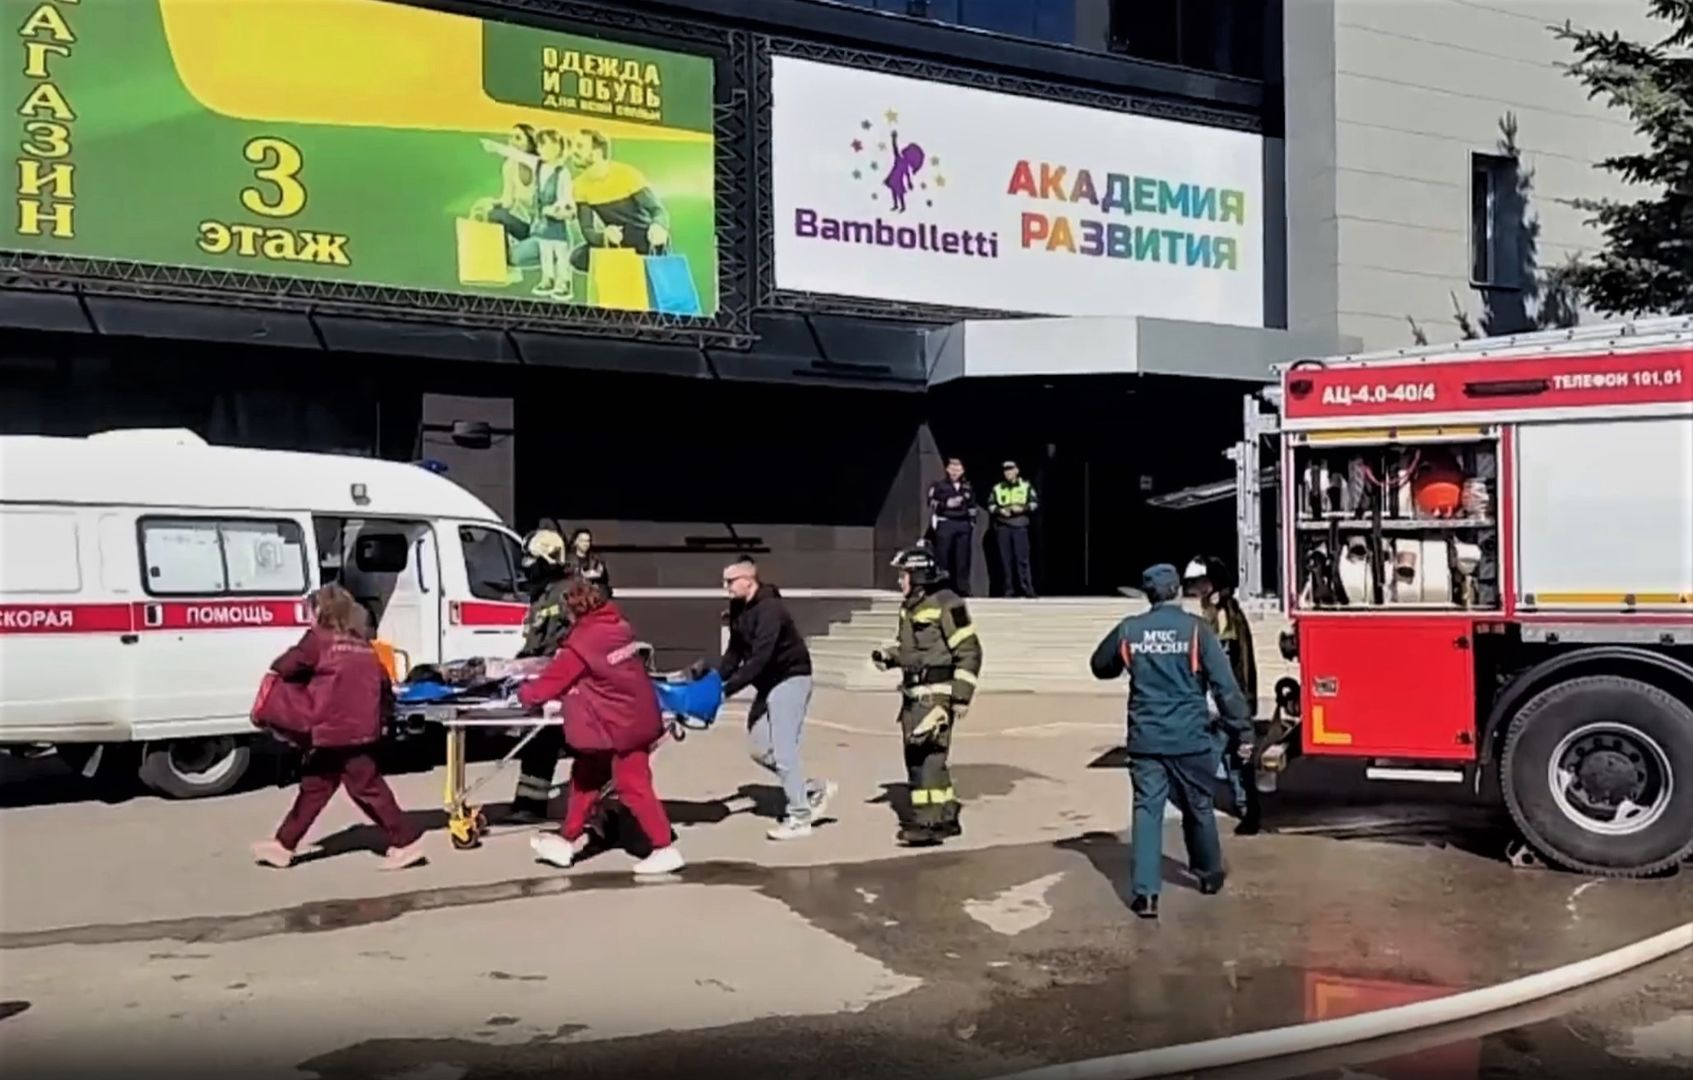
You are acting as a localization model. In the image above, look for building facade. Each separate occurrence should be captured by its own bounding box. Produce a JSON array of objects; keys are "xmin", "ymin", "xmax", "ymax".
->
[
  {"xmin": 1, "ymin": 0, "xmax": 1650, "ymax": 619},
  {"xmin": 1285, "ymin": 0, "xmax": 1655, "ymax": 351}
]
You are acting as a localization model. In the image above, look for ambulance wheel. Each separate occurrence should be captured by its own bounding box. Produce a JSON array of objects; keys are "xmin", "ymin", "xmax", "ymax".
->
[
  {"xmin": 138, "ymin": 737, "xmax": 251, "ymax": 799},
  {"xmin": 1502, "ymin": 675, "xmax": 1693, "ymax": 877}
]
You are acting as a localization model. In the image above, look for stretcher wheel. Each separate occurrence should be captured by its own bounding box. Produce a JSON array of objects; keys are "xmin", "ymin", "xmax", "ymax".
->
[{"xmin": 448, "ymin": 808, "xmax": 484, "ymax": 850}]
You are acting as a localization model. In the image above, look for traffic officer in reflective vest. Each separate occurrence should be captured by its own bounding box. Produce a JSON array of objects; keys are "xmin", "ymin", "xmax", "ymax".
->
[
  {"xmin": 1090, "ymin": 564, "xmax": 1251, "ymax": 918},
  {"xmin": 872, "ymin": 545, "xmax": 984, "ymax": 846},
  {"xmin": 509, "ymin": 528, "xmax": 576, "ymax": 822},
  {"xmin": 989, "ymin": 460, "xmax": 1038, "ymax": 597}
]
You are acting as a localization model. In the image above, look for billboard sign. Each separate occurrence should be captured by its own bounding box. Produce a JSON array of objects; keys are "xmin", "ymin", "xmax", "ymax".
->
[
  {"xmin": 5, "ymin": 0, "xmax": 719, "ymax": 318},
  {"xmin": 771, "ymin": 57, "xmax": 1265, "ymax": 326}
]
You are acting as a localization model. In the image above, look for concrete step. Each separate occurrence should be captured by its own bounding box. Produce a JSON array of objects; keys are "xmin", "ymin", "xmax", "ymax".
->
[{"xmin": 805, "ymin": 598, "xmax": 1292, "ymax": 695}]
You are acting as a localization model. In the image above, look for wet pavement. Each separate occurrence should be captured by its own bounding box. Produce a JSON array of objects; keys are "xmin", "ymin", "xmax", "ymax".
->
[
  {"xmin": 2, "ymin": 688, "xmax": 1688, "ymax": 1080},
  {"xmin": 3, "ymin": 827, "xmax": 1688, "ymax": 1080}
]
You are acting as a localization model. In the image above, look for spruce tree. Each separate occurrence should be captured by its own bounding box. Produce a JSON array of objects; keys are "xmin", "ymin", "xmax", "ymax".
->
[{"xmin": 1554, "ymin": 1, "xmax": 1693, "ymax": 315}]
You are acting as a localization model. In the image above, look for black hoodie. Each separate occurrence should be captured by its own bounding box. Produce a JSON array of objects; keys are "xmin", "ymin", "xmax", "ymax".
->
[{"xmin": 717, "ymin": 584, "xmax": 812, "ymax": 697}]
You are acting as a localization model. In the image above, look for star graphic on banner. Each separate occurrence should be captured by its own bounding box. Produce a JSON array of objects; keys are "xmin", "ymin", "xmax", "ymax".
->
[
  {"xmin": 934, "ymin": 174, "xmax": 947, "ymax": 188},
  {"xmin": 860, "ymin": 119, "xmax": 872, "ymax": 130},
  {"xmin": 852, "ymin": 169, "xmax": 862, "ymax": 180},
  {"xmin": 877, "ymin": 142, "xmax": 886, "ymax": 151},
  {"xmin": 930, "ymin": 155, "xmax": 941, "ymax": 167},
  {"xmin": 851, "ymin": 138, "xmax": 863, "ymax": 152},
  {"xmin": 885, "ymin": 108, "xmax": 899, "ymax": 124}
]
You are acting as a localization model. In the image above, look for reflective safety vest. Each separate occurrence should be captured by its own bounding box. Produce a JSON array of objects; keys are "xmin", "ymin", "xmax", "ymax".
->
[{"xmin": 993, "ymin": 480, "xmax": 1032, "ymax": 505}]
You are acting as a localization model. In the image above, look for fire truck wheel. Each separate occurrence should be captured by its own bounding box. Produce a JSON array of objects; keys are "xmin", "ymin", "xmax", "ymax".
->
[
  {"xmin": 137, "ymin": 737, "xmax": 252, "ymax": 799},
  {"xmin": 1502, "ymin": 675, "xmax": 1693, "ymax": 877}
]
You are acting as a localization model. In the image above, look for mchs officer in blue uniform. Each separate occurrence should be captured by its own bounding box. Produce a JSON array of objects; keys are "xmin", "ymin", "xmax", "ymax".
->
[{"xmin": 1090, "ymin": 564, "xmax": 1251, "ymax": 919}]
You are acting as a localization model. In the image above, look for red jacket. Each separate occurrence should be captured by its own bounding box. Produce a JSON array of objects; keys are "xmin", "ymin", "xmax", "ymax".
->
[
  {"xmin": 267, "ymin": 628, "xmax": 392, "ymax": 749},
  {"xmin": 518, "ymin": 603, "xmax": 662, "ymax": 754}
]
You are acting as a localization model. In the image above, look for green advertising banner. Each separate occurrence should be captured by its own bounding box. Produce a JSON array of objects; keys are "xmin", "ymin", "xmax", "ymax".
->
[{"xmin": 4, "ymin": 0, "xmax": 719, "ymax": 317}]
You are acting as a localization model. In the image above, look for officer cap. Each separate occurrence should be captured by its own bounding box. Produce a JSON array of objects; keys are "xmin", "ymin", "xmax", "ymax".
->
[
  {"xmin": 1001, "ymin": 460, "xmax": 1017, "ymax": 470},
  {"xmin": 1142, "ymin": 563, "xmax": 1181, "ymax": 603},
  {"xmin": 522, "ymin": 529, "xmax": 567, "ymax": 567}
]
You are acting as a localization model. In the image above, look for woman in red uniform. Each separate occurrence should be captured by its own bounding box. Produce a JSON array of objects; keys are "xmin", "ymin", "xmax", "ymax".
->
[
  {"xmin": 518, "ymin": 578, "xmax": 683, "ymax": 875},
  {"xmin": 251, "ymin": 585, "xmax": 425, "ymax": 870}
]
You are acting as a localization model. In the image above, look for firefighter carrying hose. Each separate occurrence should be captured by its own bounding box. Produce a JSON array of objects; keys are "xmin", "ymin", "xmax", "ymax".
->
[
  {"xmin": 508, "ymin": 528, "xmax": 576, "ymax": 822},
  {"xmin": 871, "ymin": 545, "xmax": 983, "ymax": 847}
]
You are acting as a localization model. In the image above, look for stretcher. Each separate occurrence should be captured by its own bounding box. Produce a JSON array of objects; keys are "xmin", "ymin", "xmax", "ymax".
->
[{"xmin": 394, "ymin": 652, "xmax": 722, "ymax": 851}]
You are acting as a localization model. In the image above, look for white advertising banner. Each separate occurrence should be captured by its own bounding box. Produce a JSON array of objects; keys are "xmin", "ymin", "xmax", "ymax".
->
[{"xmin": 771, "ymin": 57, "xmax": 1266, "ymax": 327}]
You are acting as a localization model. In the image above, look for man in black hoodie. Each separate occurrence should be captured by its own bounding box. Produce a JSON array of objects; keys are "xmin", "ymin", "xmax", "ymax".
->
[{"xmin": 716, "ymin": 557, "xmax": 836, "ymax": 841}]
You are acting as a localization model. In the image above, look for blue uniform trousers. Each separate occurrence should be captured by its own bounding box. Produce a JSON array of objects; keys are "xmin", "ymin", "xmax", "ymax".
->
[{"xmin": 1129, "ymin": 750, "xmax": 1224, "ymax": 899}]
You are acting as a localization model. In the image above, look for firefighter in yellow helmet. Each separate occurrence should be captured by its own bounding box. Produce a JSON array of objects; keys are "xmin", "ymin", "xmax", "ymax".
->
[
  {"xmin": 871, "ymin": 544, "xmax": 983, "ymax": 846},
  {"xmin": 509, "ymin": 527, "xmax": 575, "ymax": 822}
]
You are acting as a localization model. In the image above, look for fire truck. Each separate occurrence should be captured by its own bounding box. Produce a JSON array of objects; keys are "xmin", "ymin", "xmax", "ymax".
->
[{"xmin": 1256, "ymin": 317, "xmax": 1693, "ymax": 877}]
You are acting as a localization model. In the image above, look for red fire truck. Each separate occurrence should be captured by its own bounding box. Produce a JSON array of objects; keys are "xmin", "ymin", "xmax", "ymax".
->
[{"xmin": 1263, "ymin": 318, "xmax": 1693, "ymax": 877}]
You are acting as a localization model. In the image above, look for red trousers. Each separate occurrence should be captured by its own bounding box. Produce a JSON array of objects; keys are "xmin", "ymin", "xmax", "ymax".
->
[
  {"xmin": 562, "ymin": 748, "xmax": 672, "ymax": 849},
  {"xmin": 276, "ymin": 747, "xmax": 420, "ymax": 851}
]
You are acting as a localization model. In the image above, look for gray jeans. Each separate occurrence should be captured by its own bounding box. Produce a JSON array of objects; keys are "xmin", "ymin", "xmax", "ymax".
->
[{"xmin": 748, "ymin": 675, "xmax": 818, "ymax": 821}]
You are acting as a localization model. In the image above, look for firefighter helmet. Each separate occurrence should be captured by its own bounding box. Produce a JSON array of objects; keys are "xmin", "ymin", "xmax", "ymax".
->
[{"xmin": 891, "ymin": 544, "xmax": 945, "ymax": 586}]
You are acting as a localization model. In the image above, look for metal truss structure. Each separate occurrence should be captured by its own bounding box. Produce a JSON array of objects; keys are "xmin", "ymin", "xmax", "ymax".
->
[
  {"xmin": 750, "ymin": 34, "xmax": 1263, "ymax": 325},
  {"xmin": 1, "ymin": 0, "xmax": 757, "ymax": 350},
  {"xmin": 3, "ymin": 0, "xmax": 1269, "ymax": 351}
]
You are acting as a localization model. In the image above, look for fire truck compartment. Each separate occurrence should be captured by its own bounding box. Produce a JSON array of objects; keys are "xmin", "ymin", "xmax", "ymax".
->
[
  {"xmin": 1516, "ymin": 416, "xmax": 1693, "ymax": 612},
  {"xmin": 1299, "ymin": 615, "xmax": 1478, "ymax": 760},
  {"xmin": 1290, "ymin": 430, "xmax": 1501, "ymax": 613}
]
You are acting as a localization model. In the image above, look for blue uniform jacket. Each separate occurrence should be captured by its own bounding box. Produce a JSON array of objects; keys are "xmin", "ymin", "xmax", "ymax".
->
[{"xmin": 1089, "ymin": 600, "xmax": 1251, "ymax": 756}]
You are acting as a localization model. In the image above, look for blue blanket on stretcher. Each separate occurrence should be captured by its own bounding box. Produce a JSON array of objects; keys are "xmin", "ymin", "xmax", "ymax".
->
[{"xmin": 394, "ymin": 668, "xmax": 723, "ymax": 730}]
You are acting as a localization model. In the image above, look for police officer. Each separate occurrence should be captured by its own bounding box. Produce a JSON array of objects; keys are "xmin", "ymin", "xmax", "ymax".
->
[
  {"xmin": 1090, "ymin": 564, "xmax": 1250, "ymax": 919},
  {"xmin": 927, "ymin": 457, "xmax": 977, "ymax": 597},
  {"xmin": 508, "ymin": 528, "xmax": 576, "ymax": 823},
  {"xmin": 871, "ymin": 545, "xmax": 983, "ymax": 846},
  {"xmin": 989, "ymin": 460, "xmax": 1038, "ymax": 597}
]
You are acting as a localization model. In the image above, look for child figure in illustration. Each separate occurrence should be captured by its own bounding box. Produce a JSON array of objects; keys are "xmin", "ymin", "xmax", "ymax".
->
[
  {"xmin": 884, "ymin": 131, "xmax": 925, "ymax": 213},
  {"xmin": 533, "ymin": 128, "xmax": 577, "ymax": 301}
]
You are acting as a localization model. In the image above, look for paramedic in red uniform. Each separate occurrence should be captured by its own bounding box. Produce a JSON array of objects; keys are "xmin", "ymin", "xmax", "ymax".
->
[
  {"xmin": 518, "ymin": 578, "xmax": 684, "ymax": 876},
  {"xmin": 251, "ymin": 585, "xmax": 426, "ymax": 871}
]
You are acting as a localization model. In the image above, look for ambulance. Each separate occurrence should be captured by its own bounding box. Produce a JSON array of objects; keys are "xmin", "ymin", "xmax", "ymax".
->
[{"xmin": 0, "ymin": 429, "xmax": 528, "ymax": 797}]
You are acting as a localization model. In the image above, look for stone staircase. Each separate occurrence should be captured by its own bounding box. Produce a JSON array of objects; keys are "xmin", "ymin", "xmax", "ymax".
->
[{"xmin": 807, "ymin": 596, "xmax": 1293, "ymax": 696}]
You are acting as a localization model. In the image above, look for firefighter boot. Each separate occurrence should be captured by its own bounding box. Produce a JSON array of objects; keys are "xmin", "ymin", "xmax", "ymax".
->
[
  {"xmin": 897, "ymin": 823, "xmax": 942, "ymax": 847},
  {"xmin": 939, "ymin": 804, "xmax": 962, "ymax": 839},
  {"xmin": 1130, "ymin": 894, "xmax": 1159, "ymax": 920}
]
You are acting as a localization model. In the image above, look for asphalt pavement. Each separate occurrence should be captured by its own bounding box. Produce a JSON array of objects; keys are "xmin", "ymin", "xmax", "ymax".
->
[{"xmin": 1, "ymin": 687, "xmax": 1687, "ymax": 1080}]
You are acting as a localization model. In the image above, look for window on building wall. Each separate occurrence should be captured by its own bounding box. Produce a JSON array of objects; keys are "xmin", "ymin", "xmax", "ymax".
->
[
  {"xmin": 1470, "ymin": 152, "xmax": 1522, "ymax": 289},
  {"xmin": 1105, "ymin": 0, "xmax": 1264, "ymax": 78}
]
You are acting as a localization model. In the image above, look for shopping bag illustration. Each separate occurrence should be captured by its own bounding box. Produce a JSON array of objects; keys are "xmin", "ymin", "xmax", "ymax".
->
[
  {"xmin": 589, "ymin": 248, "xmax": 652, "ymax": 312},
  {"xmin": 455, "ymin": 218, "xmax": 510, "ymax": 286},
  {"xmin": 643, "ymin": 250, "xmax": 703, "ymax": 316}
]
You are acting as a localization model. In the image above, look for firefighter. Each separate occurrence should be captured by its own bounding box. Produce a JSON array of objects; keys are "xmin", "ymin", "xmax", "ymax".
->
[
  {"xmin": 1184, "ymin": 555, "xmax": 1261, "ymax": 835},
  {"xmin": 871, "ymin": 545, "xmax": 983, "ymax": 847},
  {"xmin": 988, "ymin": 460, "xmax": 1038, "ymax": 597},
  {"xmin": 1090, "ymin": 564, "xmax": 1251, "ymax": 919},
  {"xmin": 508, "ymin": 528, "xmax": 576, "ymax": 823}
]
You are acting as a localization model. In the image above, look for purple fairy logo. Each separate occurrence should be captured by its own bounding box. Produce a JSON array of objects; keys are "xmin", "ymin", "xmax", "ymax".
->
[
  {"xmin": 791, "ymin": 105, "xmax": 997, "ymax": 262},
  {"xmin": 851, "ymin": 108, "xmax": 946, "ymax": 212}
]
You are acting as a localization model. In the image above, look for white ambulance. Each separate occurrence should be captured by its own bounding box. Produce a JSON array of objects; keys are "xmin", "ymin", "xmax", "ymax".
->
[{"xmin": 0, "ymin": 429, "xmax": 528, "ymax": 797}]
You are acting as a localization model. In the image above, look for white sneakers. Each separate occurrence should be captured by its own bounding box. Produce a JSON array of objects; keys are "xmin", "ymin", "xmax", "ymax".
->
[
  {"xmin": 810, "ymin": 780, "xmax": 839, "ymax": 822},
  {"xmin": 529, "ymin": 833, "xmax": 576, "ymax": 868},
  {"xmin": 633, "ymin": 845, "xmax": 686, "ymax": 875},
  {"xmin": 767, "ymin": 818, "xmax": 813, "ymax": 841},
  {"xmin": 531, "ymin": 832, "xmax": 684, "ymax": 876},
  {"xmin": 766, "ymin": 779, "xmax": 840, "ymax": 841}
]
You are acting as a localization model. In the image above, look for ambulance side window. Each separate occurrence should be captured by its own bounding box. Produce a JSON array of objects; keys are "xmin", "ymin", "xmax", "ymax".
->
[
  {"xmin": 139, "ymin": 518, "xmax": 308, "ymax": 597},
  {"xmin": 459, "ymin": 526, "xmax": 523, "ymax": 603},
  {"xmin": 0, "ymin": 511, "xmax": 81, "ymax": 594}
]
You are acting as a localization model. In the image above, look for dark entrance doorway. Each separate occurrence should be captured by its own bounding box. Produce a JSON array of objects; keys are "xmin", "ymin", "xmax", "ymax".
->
[{"xmin": 926, "ymin": 374, "xmax": 1260, "ymax": 596}]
